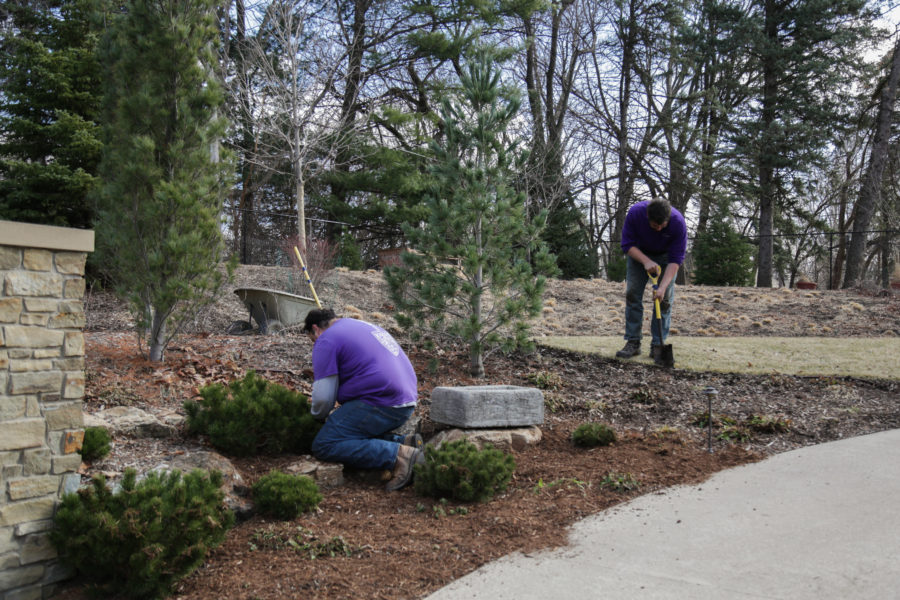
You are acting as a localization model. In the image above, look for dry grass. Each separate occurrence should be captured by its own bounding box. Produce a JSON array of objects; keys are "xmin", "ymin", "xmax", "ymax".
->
[{"xmin": 537, "ymin": 336, "xmax": 900, "ymax": 380}]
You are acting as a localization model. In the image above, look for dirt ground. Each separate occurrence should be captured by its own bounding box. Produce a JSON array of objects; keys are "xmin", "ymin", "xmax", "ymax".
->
[{"xmin": 55, "ymin": 267, "xmax": 900, "ymax": 599}]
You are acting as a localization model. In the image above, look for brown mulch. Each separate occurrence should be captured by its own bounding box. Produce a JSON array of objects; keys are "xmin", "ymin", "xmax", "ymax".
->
[{"xmin": 53, "ymin": 267, "xmax": 900, "ymax": 599}]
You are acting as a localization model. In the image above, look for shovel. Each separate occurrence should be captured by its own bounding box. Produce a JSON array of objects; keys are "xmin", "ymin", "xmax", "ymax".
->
[{"xmin": 648, "ymin": 271, "xmax": 674, "ymax": 367}]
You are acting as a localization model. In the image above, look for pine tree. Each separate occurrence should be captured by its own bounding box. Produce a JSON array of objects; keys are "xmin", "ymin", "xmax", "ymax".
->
[
  {"xmin": 0, "ymin": 0, "xmax": 103, "ymax": 228},
  {"xmin": 385, "ymin": 49, "xmax": 558, "ymax": 378},
  {"xmin": 692, "ymin": 208, "xmax": 755, "ymax": 286},
  {"xmin": 93, "ymin": 0, "xmax": 234, "ymax": 361}
]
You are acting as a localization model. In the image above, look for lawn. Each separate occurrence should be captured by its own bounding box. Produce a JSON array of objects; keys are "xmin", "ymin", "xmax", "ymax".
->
[{"xmin": 537, "ymin": 336, "xmax": 900, "ymax": 380}]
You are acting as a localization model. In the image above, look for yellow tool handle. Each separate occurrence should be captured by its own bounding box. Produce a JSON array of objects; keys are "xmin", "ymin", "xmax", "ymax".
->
[
  {"xmin": 648, "ymin": 270, "xmax": 662, "ymax": 320},
  {"xmin": 293, "ymin": 246, "xmax": 323, "ymax": 308}
]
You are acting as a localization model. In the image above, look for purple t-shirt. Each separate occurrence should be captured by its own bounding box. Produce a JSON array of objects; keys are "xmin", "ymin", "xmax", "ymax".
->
[
  {"xmin": 620, "ymin": 201, "xmax": 687, "ymax": 265},
  {"xmin": 311, "ymin": 318, "xmax": 418, "ymax": 408}
]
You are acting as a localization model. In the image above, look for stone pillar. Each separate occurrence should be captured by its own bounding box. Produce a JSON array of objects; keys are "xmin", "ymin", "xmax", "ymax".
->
[{"xmin": 0, "ymin": 220, "xmax": 93, "ymax": 600}]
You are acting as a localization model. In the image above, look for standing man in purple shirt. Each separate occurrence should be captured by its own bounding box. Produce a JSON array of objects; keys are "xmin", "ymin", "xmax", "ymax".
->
[
  {"xmin": 616, "ymin": 198, "xmax": 688, "ymax": 364},
  {"xmin": 303, "ymin": 308, "xmax": 424, "ymax": 491}
]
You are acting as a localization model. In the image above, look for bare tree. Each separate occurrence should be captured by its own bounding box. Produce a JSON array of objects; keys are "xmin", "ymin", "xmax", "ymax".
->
[{"xmin": 844, "ymin": 35, "xmax": 900, "ymax": 288}]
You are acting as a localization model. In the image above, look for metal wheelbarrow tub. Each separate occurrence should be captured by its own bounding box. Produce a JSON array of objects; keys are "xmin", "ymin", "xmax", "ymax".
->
[{"xmin": 232, "ymin": 287, "xmax": 319, "ymax": 334}]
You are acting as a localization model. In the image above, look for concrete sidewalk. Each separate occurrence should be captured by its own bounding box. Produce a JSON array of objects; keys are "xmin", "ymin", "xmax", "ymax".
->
[{"xmin": 426, "ymin": 429, "xmax": 900, "ymax": 600}]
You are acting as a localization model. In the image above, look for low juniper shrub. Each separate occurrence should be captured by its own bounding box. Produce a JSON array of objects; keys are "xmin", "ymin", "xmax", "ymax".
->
[
  {"xmin": 252, "ymin": 470, "xmax": 323, "ymax": 520},
  {"xmin": 572, "ymin": 422, "xmax": 617, "ymax": 447},
  {"xmin": 414, "ymin": 439, "xmax": 516, "ymax": 503},
  {"xmin": 184, "ymin": 370, "xmax": 321, "ymax": 457},
  {"xmin": 50, "ymin": 468, "xmax": 234, "ymax": 599},
  {"xmin": 80, "ymin": 426, "xmax": 111, "ymax": 462}
]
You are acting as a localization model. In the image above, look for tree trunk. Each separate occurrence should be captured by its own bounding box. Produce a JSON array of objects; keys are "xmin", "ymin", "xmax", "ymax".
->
[
  {"xmin": 149, "ymin": 307, "xmax": 167, "ymax": 362},
  {"xmin": 843, "ymin": 37, "xmax": 900, "ymax": 288},
  {"xmin": 612, "ymin": 3, "xmax": 637, "ymax": 253},
  {"xmin": 756, "ymin": 0, "xmax": 778, "ymax": 288}
]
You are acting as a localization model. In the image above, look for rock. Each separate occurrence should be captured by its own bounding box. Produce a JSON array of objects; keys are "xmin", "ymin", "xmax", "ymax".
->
[
  {"xmin": 87, "ymin": 406, "xmax": 178, "ymax": 438},
  {"xmin": 430, "ymin": 386, "xmax": 544, "ymax": 428},
  {"xmin": 429, "ymin": 426, "xmax": 543, "ymax": 452},
  {"xmin": 283, "ymin": 457, "xmax": 345, "ymax": 488},
  {"xmin": 150, "ymin": 450, "xmax": 252, "ymax": 520}
]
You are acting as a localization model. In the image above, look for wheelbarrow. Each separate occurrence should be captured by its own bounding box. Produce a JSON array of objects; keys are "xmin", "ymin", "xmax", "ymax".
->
[{"xmin": 228, "ymin": 288, "xmax": 319, "ymax": 334}]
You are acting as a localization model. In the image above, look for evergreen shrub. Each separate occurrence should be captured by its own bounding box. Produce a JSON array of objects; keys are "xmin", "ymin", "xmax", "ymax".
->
[
  {"xmin": 50, "ymin": 468, "xmax": 234, "ymax": 599},
  {"xmin": 80, "ymin": 426, "xmax": 111, "ymax": 462},
  {"xmin": 414, "ymin": 439, "xmax": 516, "ymax": 503},
  {"xmin": 572, "ymin": 422, "xmax": 617, "ymax": 447},
  {"xmin": 692, "ymin": 216, "xmax": 754, "ymax": 286},
  {"xmin": 184, "ymin": 370, "xmax": 321, "ymax": 457},
  {"xmin": 252, "ymin": 470, "xmax": 322, "ymax": 519}
]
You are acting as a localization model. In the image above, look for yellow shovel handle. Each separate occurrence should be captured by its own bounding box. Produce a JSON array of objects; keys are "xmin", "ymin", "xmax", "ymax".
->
[
  {"xmin": 648, "ymin": 271, "xmax": 662, "ymax": 320},
  {"xmin": 293, "ymin": 246, "xmax": 322, "ymax": 309}
]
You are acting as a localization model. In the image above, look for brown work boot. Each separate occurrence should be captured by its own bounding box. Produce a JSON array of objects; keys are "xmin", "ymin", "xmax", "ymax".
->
[
  {"xmin": 385, "ymin": 445, "xmax": 424, "ymax": 491},
  {"xmin": 615, "ymin": 340, "xmax": 641, "ymax": 359},
  {"xmin": 403, "ymin": 433, "xmax": 424, "ymax": 449}
]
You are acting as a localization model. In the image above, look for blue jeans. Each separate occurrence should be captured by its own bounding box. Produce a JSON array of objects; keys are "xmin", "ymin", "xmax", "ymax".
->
[
  {"xmin": 312, "ymin": 400, "xmax": 414, "ymax": 470},
  {"xmin": 624, "ymin": 253, "xmax": 675, "ymax": 346}
]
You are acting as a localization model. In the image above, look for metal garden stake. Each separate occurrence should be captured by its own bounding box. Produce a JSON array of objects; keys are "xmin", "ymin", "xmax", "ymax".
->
[{"xmin": 704, "ymin": 387, "xmax": 718, "ymax": 453}]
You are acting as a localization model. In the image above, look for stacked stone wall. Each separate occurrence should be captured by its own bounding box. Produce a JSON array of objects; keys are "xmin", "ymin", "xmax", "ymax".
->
[{"xmin": 0, "ymin": 221, "xmax": 92, "ymax": 600}]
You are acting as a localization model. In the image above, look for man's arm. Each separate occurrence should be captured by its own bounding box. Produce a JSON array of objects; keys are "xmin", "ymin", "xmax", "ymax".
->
[
  {"xmin": 310, "ymin": 375, "xmax": 338, "ymax": 421},
  {"xmin": 626, "ymin": 246, "xmax": 660, "ymax": 276},
  {"xmin": 654, "ymin": 262, "xmax": 680, "ymax": 301}
]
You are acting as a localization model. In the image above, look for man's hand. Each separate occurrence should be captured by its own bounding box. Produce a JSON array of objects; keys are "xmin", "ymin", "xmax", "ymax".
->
[{"xmin": 644, "ymin": 261, "xmax": 661, "ymax": 277}]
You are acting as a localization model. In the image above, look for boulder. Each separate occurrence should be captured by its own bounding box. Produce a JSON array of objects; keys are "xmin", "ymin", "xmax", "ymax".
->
[{"xmin": 429, "ymin": 426, "xmax": 542, "ymax": 452}]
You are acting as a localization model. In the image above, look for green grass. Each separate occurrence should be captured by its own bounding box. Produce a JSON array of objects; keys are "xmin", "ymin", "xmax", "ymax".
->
[{"xmin": 536, "ymin": 336, "xmax": 900, "ymax": 380}]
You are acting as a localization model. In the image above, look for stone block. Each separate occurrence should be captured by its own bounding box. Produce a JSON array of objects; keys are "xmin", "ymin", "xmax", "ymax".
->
[
  {"xmin": 14, "ymin": 520, "xmax": 53, "ymax": 537},
  {"xmin": 3, "ymin": 326, "xmax": 64, "ymax": 349},
  {"xmin": 0, "ymin": 350, "xmax": 8, "ymax": 368},
  {"xmin": 62, "ymin": 430, "xmax": 84, "ymax": 454},
  {"xmin": 55, "ymin": 252, "xmax": 86, "ymax": 275},
  {"xmin": 0, "ymin": 396, "xmax": 27, "ymax": 421},
  {"xmin": 49, "ymin": 311, "xmax": 85, "ymax": 329},
  {"xmin": 19, "ymin": 533, "xmax": 57, "ymax": 564},
  {"xmin": 43, "ymin": 403, "xmax": 82, "ymax": 432},
  {"xmin": 51, "ymin": 454, "xmax": 82, "ymax": 475},
  {"xmin": 4, "ymin": 272, "xmax": 63, "ymax": 297},
  {"xmin": 32, "ymin": 349, "xmax": 59, "ymax": 359},
  {"xmin": 430, "ymin": 385, "xmax": 544, "ymax": 428},
  {"xmin": 22, "ymin": 449, "xmax": 51, "ymax": 476},
  {"xmin": 61, "ymin": 473, "xmax": 80, "ymax": 495},
  {"xmin": 7, "ymin": 349, "xmax": 31, "ymax": 359},
  {"xmin": 17, "ymin": 314, "xmax": 49, "ymax": 327},
  {"xmin": 63, "ymin": 278, "xmax": 85, "ymax": 299},
  {"xmin": 0, "ymin": 498, "xmax": 55, "ymax": 527},
  {"xmin": 0, "ymin": 564, "xmax": 44, "ymax": 592},
  {"xmin": 9, "ymin": 359, "xmax": 53, "ymax": 373},
  {"xmin": 3, "ymin": 465, "xmax": 23, "ymax": 479},
  {"xmin": 0, "ymin": 528, "xmax": 13, "ymax": 554},
  {"xmin": 63, "ymin": 332, "xmax": 83, "ymax": 357},
  {"xmin": 7, "ymin": 476, "xmax": 59, "ymax": 501},
  {"xmin": 22, "ymin": 250, "xmax": 51, "ymax": 272},
  {"xmin": 23, "ymin": 397, "xmax": 40, "ymax": 419},
  {"xmin": 62, "ymin": 373, "xmax": 85, "ymax": 399},
  {"xmin": 4, "ymin": 583, "xmax": 43, "ymax": 600},
  {"xmin": 9, "ymin": 372, "xmax": 63, "ymax": 395},
  {"xmin": 0, "ymin": 298, "xmax": 22, "ymax": 323},
  {"xmin": 0, "ymin": 554, "xmax": 17, "ymax": 571},
  {"xmin": 0, "ymin": 420, "xmax": 45, "ymax": 452},
  {"xmin": 0, "ymin": 246, "xmax": 21, "ymax": 269},
  {"xmin": 22, "ymin": 299, "xmax": 57, "ymax": 313}
]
